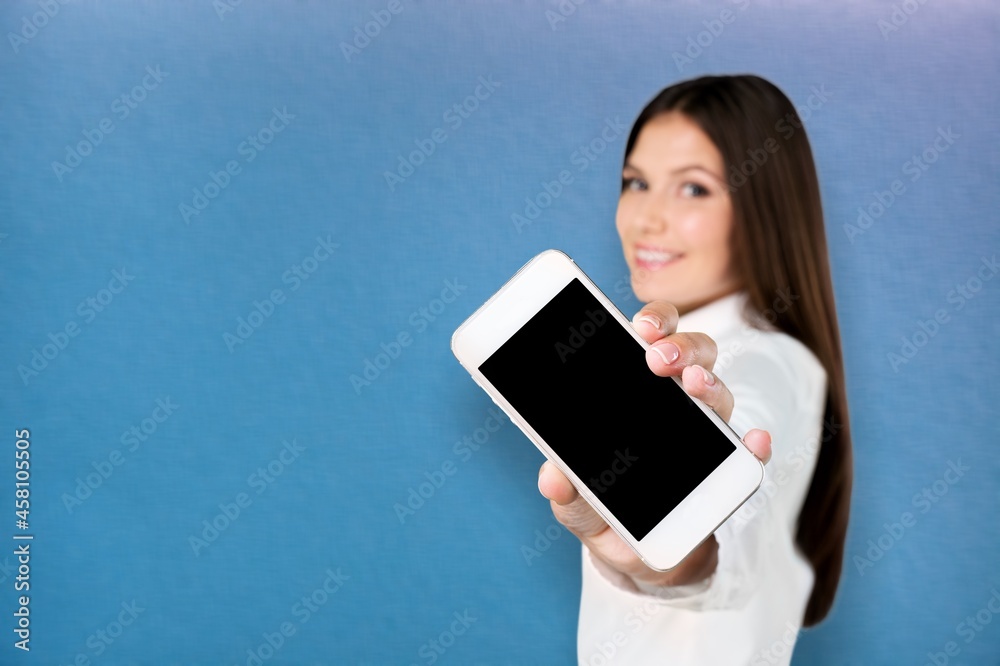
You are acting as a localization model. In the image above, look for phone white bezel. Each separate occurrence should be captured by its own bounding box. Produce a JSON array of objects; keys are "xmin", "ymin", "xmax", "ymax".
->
[{"xmin": 451, "ymin": 249, "xmax": 764, "ymax": 572}]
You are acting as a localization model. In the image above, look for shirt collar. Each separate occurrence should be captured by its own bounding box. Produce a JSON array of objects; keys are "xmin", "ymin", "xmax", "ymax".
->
[{"xmin": 676, "ymin": 291, "xmax": 749, "ymax": 341}]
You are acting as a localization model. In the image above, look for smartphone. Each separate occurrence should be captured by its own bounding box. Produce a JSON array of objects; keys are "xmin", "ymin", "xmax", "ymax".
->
[{"xmin": 451, "ymin": 249, "xmax": 763, "ymax": 571}]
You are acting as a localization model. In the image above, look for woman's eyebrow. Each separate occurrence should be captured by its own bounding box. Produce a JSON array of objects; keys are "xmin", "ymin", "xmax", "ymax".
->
[{"xmin": 670, "ymin": 164, "xmax": 727, "ymax": 185}]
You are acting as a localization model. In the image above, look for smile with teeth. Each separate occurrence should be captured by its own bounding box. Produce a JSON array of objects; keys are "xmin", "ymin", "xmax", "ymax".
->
[{"xmin": 635, "ymin": 247, "xmax": 682, "ymax": 269}]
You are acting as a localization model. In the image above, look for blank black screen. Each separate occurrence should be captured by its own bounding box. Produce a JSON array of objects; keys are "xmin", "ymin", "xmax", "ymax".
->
[{"xmin": 479, "ymin": 278, "xmax": 735, "ymax": 540}]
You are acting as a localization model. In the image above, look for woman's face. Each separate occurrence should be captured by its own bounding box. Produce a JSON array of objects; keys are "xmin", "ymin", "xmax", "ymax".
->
[{"xmin": 616, "ymin": 111, "xmax": 740, "ymax": 314}]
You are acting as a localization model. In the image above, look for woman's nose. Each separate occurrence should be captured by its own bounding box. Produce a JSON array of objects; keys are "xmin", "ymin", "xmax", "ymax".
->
[{"xmin": 634, "ymin": 191, "xmax": 670, "ymax": 233}]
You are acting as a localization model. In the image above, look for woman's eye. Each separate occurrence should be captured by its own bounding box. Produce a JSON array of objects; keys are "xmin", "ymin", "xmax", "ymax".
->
[
  {"xmin": 622, "ymin": 177, "xmax": 647, "ymax": 192},
  {"xmin": 681, "ymin": 182, "xmax": 709, "ymax": 197}
]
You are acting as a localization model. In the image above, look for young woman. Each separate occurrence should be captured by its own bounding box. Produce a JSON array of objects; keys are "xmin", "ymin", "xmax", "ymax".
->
[{"xmin": 537, "ymin": 75, "xmax": 853, "ymax": 665}]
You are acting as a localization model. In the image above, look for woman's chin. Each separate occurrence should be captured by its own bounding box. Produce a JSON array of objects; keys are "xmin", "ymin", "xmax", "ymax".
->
[
  {"xmin": 631, "ymin": 271, "xmax": 680, "ymax": 303},
  {"xmin": 630, "ymin": 278, "xmax": 684, "ymax": 309}
]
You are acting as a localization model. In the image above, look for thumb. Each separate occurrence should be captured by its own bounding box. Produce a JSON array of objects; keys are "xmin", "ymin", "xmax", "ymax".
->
[{"xmin": 539, "ymin": 461, "xmax": 611, "ymax": 538}]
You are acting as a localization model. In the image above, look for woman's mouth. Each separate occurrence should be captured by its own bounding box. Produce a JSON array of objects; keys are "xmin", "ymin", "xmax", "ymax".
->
[{"xmin": 635, "ymin": 246, "xmax": 682, "ymax": 271}]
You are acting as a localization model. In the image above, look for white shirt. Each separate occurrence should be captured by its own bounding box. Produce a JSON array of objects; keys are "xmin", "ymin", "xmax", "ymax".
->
[{"xmin": 577, "ymin": 292, "xmax": 828, "ymax": 666}]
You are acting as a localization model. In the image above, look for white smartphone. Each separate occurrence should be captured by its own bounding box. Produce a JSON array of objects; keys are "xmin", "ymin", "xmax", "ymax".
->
[{"xmin": 451, "ymin": 249, "xmax": 763, "ymax": 571}]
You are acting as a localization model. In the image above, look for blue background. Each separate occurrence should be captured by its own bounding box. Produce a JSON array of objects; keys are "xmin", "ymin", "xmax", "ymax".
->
[{"xmin": 2, "ymin": 1, "xmax": 998, "ymax": 664}]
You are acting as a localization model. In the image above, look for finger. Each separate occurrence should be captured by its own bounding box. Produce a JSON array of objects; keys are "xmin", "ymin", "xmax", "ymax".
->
[
  {"xmin": 680, "ymin": 364, "xmax": 734, "ymax": 421},
  {"xmin": 646, "ymin": 332, "xmax": 719, "ymax": 377},
  {"xmin": 537, "ymin": 461, "xmax": 577, "ymax": 505},
  {"xmin": 742, "ymin": 428, "xmax": 772, "ymax": 464},
  {"xmin": 631, "ymin": 301, "xmax": 679, "ymax": 344},
  {"xmin": 538, "ymin": 462, "xmax": 612, "ymax": 538},
  {"xmin": 551, "ymin": 495, "xmax": 615, "ymax": 539}
]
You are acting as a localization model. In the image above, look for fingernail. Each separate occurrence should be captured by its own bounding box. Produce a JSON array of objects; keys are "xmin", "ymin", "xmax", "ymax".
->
[
  {"xmin": 636, "ymin": 314, "xmax": 661, "ymax": 331},
  {"xmin": 701, "ymin": 366, "xmax": 716, "ymax": 386},
  {"xmin": 652, "ymin": 342, "xmax": 679, "ymax": 365}
]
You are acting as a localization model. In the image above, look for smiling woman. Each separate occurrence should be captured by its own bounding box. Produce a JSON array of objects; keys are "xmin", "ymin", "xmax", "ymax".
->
[
  {"xmin": 617, "ymin": 111, "xmax": 740, "ymax": 314},
  {"xmin": 537, "ymin": 74, "xmax": 853, "ymax": 665}
]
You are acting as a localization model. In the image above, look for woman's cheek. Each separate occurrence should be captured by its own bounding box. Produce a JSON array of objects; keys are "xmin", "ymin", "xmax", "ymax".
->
[
  {"xmin": 616, "ymin": 200, "xmax": 637, "ymax": 234},
  {"xmin": 683, "ymin": 210, "xmax": 730, "ymax": 246}
]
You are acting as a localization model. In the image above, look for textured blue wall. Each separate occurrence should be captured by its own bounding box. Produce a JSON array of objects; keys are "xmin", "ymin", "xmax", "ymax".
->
[{"xmin": 1, "ymin": 1, "xmax": 998, "ymax": 664}]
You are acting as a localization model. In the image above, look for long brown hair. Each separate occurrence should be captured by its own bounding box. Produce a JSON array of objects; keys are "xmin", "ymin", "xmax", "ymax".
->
[{"xmin": 624, "ymin": 75, "xmax": 852, "ymax": 626}]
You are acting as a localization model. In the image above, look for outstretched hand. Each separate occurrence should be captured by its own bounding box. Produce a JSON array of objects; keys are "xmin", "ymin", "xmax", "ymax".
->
[{"xmin": 537, "ymin": 300, "xmax": 771, "ymax": 587}]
